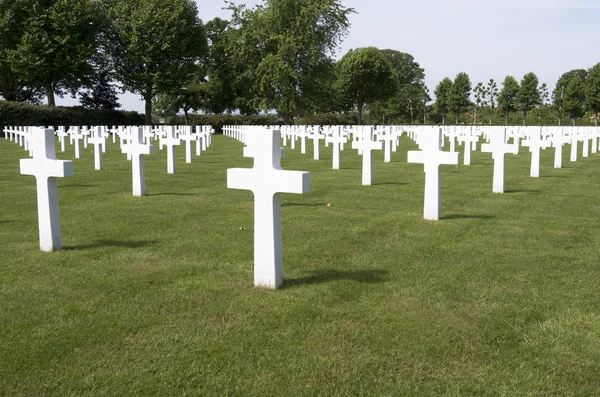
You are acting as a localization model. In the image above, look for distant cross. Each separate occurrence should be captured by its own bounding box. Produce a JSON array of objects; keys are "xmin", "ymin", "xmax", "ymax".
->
[
  {"xmin": 378, "ymin": 126, "xmax": 396, "ymax": 163},
  {"xmin": 326, "ymin": 126, "xmax": 346, "ymax": 170},
  {"xmin": 352, "ymin": 126, "xmax": 383, "ymax": 185},
  {"xmin": 569, "ymin": 128, "xmax": 579, "ymax": 162},
  {"xmin": 299, "ymin": 126, "xmax": 308, "ymax": 154},
  {"xmin": 81, "ymin": 127, "xmax": 90, "ymax": 149},
  {"xmin": 550, "ymin": 127, "xmax": 567, "ymax": 169},
  {"xmin": 88, "ymin": 126, "xmax": 105, "ymax": 170},
  {"xmin": 20, "ymin": 128, "xmax": 74, "ymax": 251},
  {"xmin": 56, "ymin": 126, "xmax": 68, "ymax": 152},
  {"xmin": 227, "ymin": 129, "xmax": 310, "ymax": 289},
  {"xmin": 161, "ymin": 126, "xmax": 182, "ymax": 174},
  {"xmin": 194, "ymin": 126, "xmax": 204, "ymax": 156},
  {"xmin": 309, "ymin": 126, "xmax": 326, "ymax": 160},
  {"xmin": 407, "ymin": 127, "xmax": 460, "ymax": 221},
  {"xmin": 457, "ymin": 128, "xmax": 478, "ymax": 166},
  {"xmin": 582, "ymin": 129, "xmax": 590, "ymax": 158},
  {"xmin": 521, "ymin": 128, "xmax": 551, "ymax": 177},
  {"xmin": 181, "ymin": 126, "xmax": 196, "ymax": 163},
  {"xmin": 70, "ymin": 126, "xmax": 83, "ymax": 159},
  {"xmin": 481, "ymin": 127, "xmax": 519, "ymax": 193},
  {"xmin": 122, "ymin": 127, "xmax": 154, "ymax": 196}
]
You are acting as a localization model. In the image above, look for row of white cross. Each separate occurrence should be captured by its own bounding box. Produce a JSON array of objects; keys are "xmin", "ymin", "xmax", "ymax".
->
[{"xmin": 6, "ymin": 125, "xmax": 215, "ymax": 252}]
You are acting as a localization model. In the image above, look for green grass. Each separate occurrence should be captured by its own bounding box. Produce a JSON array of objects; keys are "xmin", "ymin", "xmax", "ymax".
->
[{"xmin": 1, "ymin": 132, "xmax": 600, "ymax": 396}]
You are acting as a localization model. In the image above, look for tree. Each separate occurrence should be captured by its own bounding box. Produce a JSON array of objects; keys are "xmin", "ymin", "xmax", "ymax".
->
[
  {"xmin": 336, "ymin": 47, "xmax": 396, "ymax": 124},
  {"xmin": 473, "ymin": 82, "xmax": 486, "ymax": 124},
  {"xmin": 227, "ymin": 0, "xmax": 354, "ymax": 124},
  {"xmin": 153, "ymin": 82, "xmax": 206, "ymax": 125},
  {"xmin": 434, "ymin": 78, "xmax": 452, "ymax": 124},
  {"xmin": 517, "ymin": 72, "xmax": 541, "ymax": 126},
  {"xmin": 537, "ymin": 83, "xmax": 549, "ymax": 124},
  {"xmin": 0, "ymin": 1, "xmax": 44, "ymax": 103},
  {"xmin": 202, "ymin": 17, "xmax": 236, "ymax": 114},
  {"xmin": 486, "ymin": 79, "xmax": 498, "ymax": 125},
  {"xmin": 585, "ymin": 63, "xmax": 600, "ymax": 126},
  {"xmin": 498, "ymin": 76, "xmax": 519, "ymax": 125},
  {"xmin": 552, "ymin": 69, "xmax": 587, "ymax": 126},
  {"xmin": 370, "ymin": 49, "xmax": 427, "ymax": 124},
  {"xmin": 563, "ymin": 75, "xmax": 586, "ymax": 125},
  {"xmin": 448, "ymin": 72, "xmax": 472, "ymax": 123},
  {"xmin": 7, "ymin": 0, "xmax": 101, "ymax": 106},
  {"xmin": 104, "ymin": 0, "xmax": 207, "ymax": 124}
]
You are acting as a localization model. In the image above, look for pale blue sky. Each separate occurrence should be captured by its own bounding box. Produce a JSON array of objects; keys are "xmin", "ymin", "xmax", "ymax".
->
[{"xmin": 57, "ymin": 0, "xmax": 600, "ymax": 112}]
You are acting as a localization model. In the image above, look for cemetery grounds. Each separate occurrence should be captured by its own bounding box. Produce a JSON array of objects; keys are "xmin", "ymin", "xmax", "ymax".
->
[{"xmin": 0, "ymin": 133, "xmax": 599, "ymax": 395}]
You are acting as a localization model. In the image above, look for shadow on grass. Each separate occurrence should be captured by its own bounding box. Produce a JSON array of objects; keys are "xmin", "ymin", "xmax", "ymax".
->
[
  {"xmin": 146, "ymin": 192, "xmax": 197, "ymax": 197},
  {"xmin": 375, "ymin": 182, "xmax": 408, "ymax": 186},
  {"xmin": 442, "ymin": 214, "xmax": 496, "ymax": 220},
  {"xmin": 505, "ymin": 189, "xmax": 542, "ymax": 194},
  {"xmin": 284, "ymin": 269, "xmax": 388, "ymax": 288},
  {"xmin": 60, "ymin": 184, "xmax": 96, "ymax": 188},
  {"xmin": 63, "ymin": 239, "xmax": 159, "ymax": 251},
  {"xmin": 282, "ymin": 202, "xmax": 328, "ymax": 207}
]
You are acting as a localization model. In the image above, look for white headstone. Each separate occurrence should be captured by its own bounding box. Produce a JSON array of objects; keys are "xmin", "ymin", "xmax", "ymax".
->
[
  {"xmin": 122, "ymin": 127, "xmax": 154, "ymax": 196},
  {"xmin": 161, "ymin": 126, "xmax": 181, "ymax": 174},
  {"xmin": 20, "ymin": 128, "xmax": 74, "ymax": 251},
  {"xmin": 521, "ymin": 128, "xmax": 551, "ymax": 177},
  {"xmin": 481, "ymin": 128, "xmax": 519, "ymax": 193},
  {"xmin": 88, "ymin": 127, "xmax": 104, "ymax": 170},
  {"xmin": 227, "ymin": 129, "xmax": 310, "ymax": 289},
  {"xmin": 351, "ymin": 127, "xmax": 383, "ymax": 185},
  {"xmin": 407, "ymin": 127, "xmax": 460, "ymax": 221}
]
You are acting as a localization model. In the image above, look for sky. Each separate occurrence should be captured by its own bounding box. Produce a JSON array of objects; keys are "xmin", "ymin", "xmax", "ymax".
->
[{"xmin": 57, "ymin": 0, "xmax": 600, "ymax": 112}]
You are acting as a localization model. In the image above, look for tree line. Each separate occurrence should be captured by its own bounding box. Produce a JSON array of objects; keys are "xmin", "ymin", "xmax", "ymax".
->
[{"xmin": 0, "ymin": 0, "xmax": 598, "ymax": 126}]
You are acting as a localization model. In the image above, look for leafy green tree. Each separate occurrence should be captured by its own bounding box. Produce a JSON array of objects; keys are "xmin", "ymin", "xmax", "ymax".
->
[
  {"xmin": 585, "ymin": 63, "xmax": 600, "ymax": 126},
  {"xmin": 563, "ymin": 75, "xmax": 586, "ymax": 125},
  {"xmin": 473, "ymin": 82, "xmax": 486, "ymax": 124},
  {"xmin": 517, "ymin": 72, "xmax": 541, "ymax": 125},
  {"xmin": 227, "ymin": 0, "xmax": 353, "ymax": 124},
  {"xmin": 434, "ymin": 78, "xmax": 452, "ymax": 124},
  {"xmin": 448, "ymin": 72, "xmax": 472, "ymax": 123},
  {"xmin": 336, "ymin": 47, "xmax": 397, "ymax": 124},
  {"xmin": 202, "ymin": 17, "xmax": 236, "ymax": 114},
  {"xmin": 370, "ymin": 49, "xmax": 427, "ymax": 124},
  {"xmin": 103, "ymin": 0, "xmax": 207, "ymax": 124},
  {"xmin": 79, "ymin": 68, "xmax": 121, "ymax": 110},
  {"xmin": 552, "ymin": 69, "xmax": 587, "ymax": 126},
  {"xmin": 486, "ymin": 79, "xmax": 498, "ymax": 125},
  {"xmin": 536, "ymin": 83, "xmax": 549, "ymax": 124},
  {"xmin": 498, "ymin": 76, "xmax": 519, "ymax": 125},
  {"xmin": 7, "ymin": 0, "xmax": 101, "ymax": 106}
]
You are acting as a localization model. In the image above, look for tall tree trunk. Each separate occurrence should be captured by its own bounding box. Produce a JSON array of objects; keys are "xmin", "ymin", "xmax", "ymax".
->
[
  {"xmin": 45, "ymin": 83, "xmax": 55, "ymax": 107},
  {"xmin": 442, "ymin": 114, "xmax": 445, "ymax": 124},
  {"xmin": 595, "ymin": 113, "xmax": 598, "ymax": 126},
  {"xmin": 283, "ymin": 113, "xmax": 291, "ymax": 125},
  {"xmin": 184, "ymin": 109, "xmax": 189, "ymax": 126},
  {"xmin": 474, "ymin": 108, "xmax": 478, "ymax": 124},
  {"xmin": 144, "ymin": 92, "xmax": 153, "ymax": 125},
  {"xmin": 505, "ymin": 111, "xmax": 508, "ymax": 125},
  {"xmin": 523, "ymin": 111, "xmax": 527, "ymax": 126}
]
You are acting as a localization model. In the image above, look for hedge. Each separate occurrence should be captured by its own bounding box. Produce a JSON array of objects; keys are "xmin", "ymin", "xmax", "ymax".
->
[
  {"xmin": 294, "ymin": 113, "xmax": 357, "ymax": 126},
  {"xmin": 0, "ymin": 100, "xmax": 145, "ymax": 135}
]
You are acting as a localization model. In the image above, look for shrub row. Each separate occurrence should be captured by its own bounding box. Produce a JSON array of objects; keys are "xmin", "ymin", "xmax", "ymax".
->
[
  {"xmin": 294, "ymin": 113, "xmax": 358, "ymax": 126},
  {"xmin": 0, "ymin": 100, "xmax": 144, "ymax": 134}
]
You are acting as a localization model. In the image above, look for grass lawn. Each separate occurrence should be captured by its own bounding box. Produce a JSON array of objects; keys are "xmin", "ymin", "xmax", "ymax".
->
[{"xmin": 1, "ymin": 131, "xmax": 599, "ymax": 396}]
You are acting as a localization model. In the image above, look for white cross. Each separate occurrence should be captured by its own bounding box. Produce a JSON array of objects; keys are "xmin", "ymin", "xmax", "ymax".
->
[
  {"xmin": 299, "ymin": 126, "xmax": 308, "ymax": 154},
  {"xmin": 70, "ymin": 127, "xmax": 84, "ymax": 159},
  {"xmin": 309, "ymin": 127, "xmax": 326, "ymax": 160},
  {"xmin": 351, "ymin": 126, "xmax": 383, "ymax": 185},
  {"xmin": 20, "ymin": 128, "xmax": 74, "ymax": 251},
  {"xmin": 122, "ymin": 127, "xmax": 154, "ymax": 196},
  {"xmin": 522, "ymin": 128, "xmax": 551, "ymax": 177},
  {"xmin": 88, "ymin": 127, "xmax": 105, "ymax": 170},
  {"xmin": 227, "ymin": 128, "xmax": 310, "ymax": 289},
  {"xmin": 457, "ymin": 128, "xmax": 479, "ymax": 166},
  {"xmin": 161, "ymin": 126, "xmax": 181, "ymax": 174},
  {"xmin": 378, "ymin": 127, "xmax": 396, "ymax": 163},
  {"xmin": 550, "ymin": 127, "xmax": 568, "ymax": 169},
  {"xmin": 181, "ymin": 126, "xmax": 196, "ymax": 163},
  {"xmin": 569, "ymin": 128, "xmax": 579, "ymax": 162},
  {"xmin": 481, "ymin": 128, "xmax": 519, "ymax": 193},
  {"xmin": 56, "ymin": 126, "xmax": 68, "ymax": 152},
  {"xmin": 326, "ymin": 126, "xmax": 346, "ymax": 170},
  {"xmin": 407, "ymin": 127, "xmax": 460, "ymax": 220},
  {"xmin": 194, "ymin": 126, "xmax": 203, "ymax": 156}
]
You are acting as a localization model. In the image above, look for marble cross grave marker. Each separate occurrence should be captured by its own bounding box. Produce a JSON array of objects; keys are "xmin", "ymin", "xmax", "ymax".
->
[
  {"xmin": 227, "ymin": 128, "xmax": 310, "ymax": 289},
  {"xmin": 326, "ymin": 126, "xmax": 346, "ymax": 170},
  {"xmin": 407, "ymin": 127, "xmax": 460, "ymax": 221},
  {"xmin": 88, "ymin": 126, "xmax": 104, "ymax": 170},
  {"xmin": 20, "ymin": 128, "xmax": 74, "ymax": 251},
  {"xmin": 161, "ymin": 126, "xmax": 181, "ymax": 174},
  {"xmin": 122, "ymin": 127, "xmax": 154, "ymax": 196},
  {"xmin": 481, "ymin": 128, "xmax": 519, "ymax": 193},
  {"xmin": 351, "ymin": 127, "xmax": 383, "ymax": 185},
  {"xmin": 522, "ymin": 128, "xmax": 551, "ymax": 177}
]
